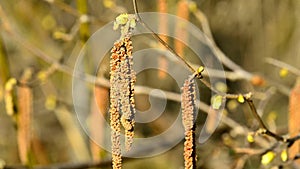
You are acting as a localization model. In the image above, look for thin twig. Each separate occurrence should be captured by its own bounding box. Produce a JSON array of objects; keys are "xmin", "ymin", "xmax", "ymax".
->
[
  {"xmin": 294, "ymin": 154, "xmax": 300, "ymax": 160},
  {"xmin": 233, "ymin": 147, "xmax": 263, "ymax": 155},
  {"xmin": 233, "ymin": 155, "xmax": 248, "ymax": 169},
  {"xmin": 132, "ymin": 0, "xmax": 246, "ymax": 97},
  {"xmin": 43, "ymin": 0, "xmax": 105, "ymax": 26},
  {"xmin": 133, "ymin": 0, "xmax": 196, "ymax": 74},
  {"xmin": 188, "ymin": 3, "xmax": 293, "ymax": 96},
  {"xmin": 188, "ymin": 4, "xmax": 253, "ymax": 80},
  {"xmin": 245, "ymin": 98, "xmax": 285, "ymax": 142},
  {"xmin": 257, "ymin": 87, "xmax": 276, "ymax": 116},
  {"xmin": 287, "ymin": 135, "xmax": 300, "ymax": 148},
  {"xmin": 266, "ymin": 57, "xmax": 300, "ymax": 77}
]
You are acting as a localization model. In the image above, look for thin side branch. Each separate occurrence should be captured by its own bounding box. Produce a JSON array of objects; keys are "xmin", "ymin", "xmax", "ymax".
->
[
  {"xmin": 266, "ymin": 57, "xmax": 300, "ymax": 76},
  {"xmin": 245, "ymin": 98, "xmax": 285, "ymax": 142}
]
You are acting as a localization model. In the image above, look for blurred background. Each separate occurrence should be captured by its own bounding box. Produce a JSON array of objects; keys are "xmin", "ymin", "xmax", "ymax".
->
[{"xmin": 0, "ymin": 0, "xmax": 299, "ymax": 168}]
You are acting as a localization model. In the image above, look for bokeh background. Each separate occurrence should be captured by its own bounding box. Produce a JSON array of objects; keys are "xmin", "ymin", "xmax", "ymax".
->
[{"xmin": 0, "ymin": 0, "xmax": 299, "ymax": 168}]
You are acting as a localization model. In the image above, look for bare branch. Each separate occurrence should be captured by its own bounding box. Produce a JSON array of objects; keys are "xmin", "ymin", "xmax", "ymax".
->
[
  {"xmin": 245, "ymin": 98, "xmax": 285, "ymax": 142},
  {"xmin": 266, "ymin": 57, "xmax": 300, "ymax": 77}
]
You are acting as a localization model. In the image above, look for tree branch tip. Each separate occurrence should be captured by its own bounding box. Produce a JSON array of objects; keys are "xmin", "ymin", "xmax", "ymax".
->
[
  {"xmin": 257, "ymin": 128, "xmax": 267, "ymax": 135},
  {"xmin": 190, "ymin": 66, "xmax": 204, "ymax": 80}
]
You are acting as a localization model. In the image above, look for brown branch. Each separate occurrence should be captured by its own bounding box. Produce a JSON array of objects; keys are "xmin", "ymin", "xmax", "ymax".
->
[
  {"xmin": 245, "ymin": 98, "xmax": 285, "ymax": 142},
  {"xmin": 233, "ymin": 147, "xmax": 263, "ymax": 155},
  {"xmin": 233, "ymin": 155, "xmax": 248, "ymax": 169},
  {"xmin": 287, "ymin": 135, "xmax": 300, "ymax": 148}
]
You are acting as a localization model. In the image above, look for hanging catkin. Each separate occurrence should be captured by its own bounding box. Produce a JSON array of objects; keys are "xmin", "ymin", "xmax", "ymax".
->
[
  {"xmin": 110, "ymin": 14, "xmax": 137, "ymax": 169},
  {"xmin": 110, "ymin": 39, "xmax": 123, "ymax": 169},
  {"xmin": 118, "ymin": 37, "xmax": 136, "ymax": 151},
  {"xmin": 181, "ymin": 76, "xmax": 197, "ymax": 169}
]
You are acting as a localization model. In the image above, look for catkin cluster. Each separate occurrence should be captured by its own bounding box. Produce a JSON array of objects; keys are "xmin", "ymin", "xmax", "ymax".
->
[
  {"xmin": 181, "ymin": 77, "xmax": 197, "ymax": 169},
  {"xmin": 110, "ymin": 34, "xmax": 136, "ymax": 168}
]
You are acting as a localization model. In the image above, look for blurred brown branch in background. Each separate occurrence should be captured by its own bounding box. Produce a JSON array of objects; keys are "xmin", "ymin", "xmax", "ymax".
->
[
  {"xmin": 17, "ymin": 69, "xmax": 33, "ymax": 165},
  {"xmin": 174, "ymin": 0, "xmax": 189, "ymax": 58},
  {"xmin": 157, "ymin": 0, "xmax": 168, "ymax": 79},
  {"xmin": 289, "ymin": 78, "xmax": 300, "ymax": 163}
]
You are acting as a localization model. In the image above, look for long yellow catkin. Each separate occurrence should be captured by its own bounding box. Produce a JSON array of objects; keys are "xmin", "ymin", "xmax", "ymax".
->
[
  {"xmin": 110, "ymin": 13, "xmax": 137, "ymax": 169},
  {"xmin": 110, "ymin": 40, "xmax": 124, "ymax": 169},
  {"xmin": 181, "ymin": 77, "xmax": 197, "ymax": 169},
  {"xmin": 4, "ymin": 78, "xmax": 17, "ymax": 116},
  {"xmin": 119, "ymin": 37, "xmax": 136, "ymax": 151}
]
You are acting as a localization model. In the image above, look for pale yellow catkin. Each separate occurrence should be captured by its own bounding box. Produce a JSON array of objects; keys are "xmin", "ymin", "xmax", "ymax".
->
[
  {"xmin": 110, "ymin": 36, "xmax": 136, "ymax": 168},
  {"xmin": 181, "ymin": 77, "xmax": 197, "ymax": 169},
  {"xmin": 110, "ymin": 14, "xmax": 137, "ymax": 168},
  {"xmin": 110, "ymin": 40, "xmax": 123, "ymax": 169},
  {"xmin": 119, "ymin": 37, "xmax": 136, "ymax": 151},
  {"xmin": 4, "ymin": 78, "xmax": 17, "ymax": 116}
]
